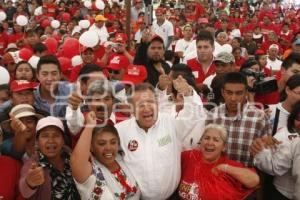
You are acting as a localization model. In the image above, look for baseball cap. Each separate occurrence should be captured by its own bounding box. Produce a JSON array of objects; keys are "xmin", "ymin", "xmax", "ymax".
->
[
  {"xmin": 293, "ymin": 39, "xmax": 300, "ymax": 45},
  {"xmin": 198, "ymin": 18, "xmax": 209, "ymax": 24},
  {"xmin": 269, "ymin": 44, "xmax": 279, "ymax": 50},
  {"xmin": 5, "ymin": 43, "xmax": 18, "ymax": 53},
  {"xmin": 36, "ymin": 116, "xmax": 64, "ymax": 133},
  {"xmin": 150, "ymin": 34, "xmax": 164, "ymax": 44},
  {"xmin": 10, "ymin": 80, "xmax": 37, "ymax": 93},
  {"xmin": 108, "ymin": 56, "xmax": 128, "ymax": 70},
  {"xmin": 95, "ymin": 15, "xmax": 107, "ymax": 22},
  {"xmin": 255, "ymin": 49, "xmax": 266, "ymax": 55},
  {"xmin": 114, "ymin": 33, "xmax": 127, "ymax": 44},
  {"xmin": 10, "ymin": 104, "xmax": 42, "ymax": 120},
  {"xmin": 214, "ymin": 52, "xmax": 235, "ymax": 63},
  {"xmin": 123, "ymin": 64, "xmax": 148, "ymax": 85}
]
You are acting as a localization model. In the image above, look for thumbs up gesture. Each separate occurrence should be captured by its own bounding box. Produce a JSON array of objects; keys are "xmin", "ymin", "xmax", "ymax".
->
[{"xmin": 26, "ymin": 163, "xmax": 45, "ymax": 189}]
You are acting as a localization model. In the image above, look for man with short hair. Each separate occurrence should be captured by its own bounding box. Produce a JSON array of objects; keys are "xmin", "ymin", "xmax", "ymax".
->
[
  {"xmin": 115, "ymin": 81, "xmax": 202, "ymax": 199},
  {"xmin": 152, "ymin": 7, "xmax": 174, "ymax": 49},
  {"xmin": 34, "ymin": 55, "xmax": 73, "ymax": 118},
  {"xmin": 175, "ymin": 24, "xmax": 194, "ymax": 62},
  {"xmin": 134, "ymin": 34, "xmax": 170, "ymax": 86},
  {"xmin": 206, "ymin": 72, "xmax": 272, "ymax": 166},
  {"xmin": 187, "ymin": 30, "xmax": 216, "ymax": 91}
]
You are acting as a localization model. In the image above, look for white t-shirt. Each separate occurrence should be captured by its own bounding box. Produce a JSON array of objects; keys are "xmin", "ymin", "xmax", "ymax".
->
[
  {"xmin": 152, "ymin": 19, "xmax": 174, "ymax": 48},
  {"xmin": 269, "ymin": 102, "xmax": 290, "ymax": 133},
  {"xmin": 175, "ymin": 38, "xmax": 193, "ymax": 62},
  {"xmin": 89, "ymin": 24, "xmax": 109, "ymax": 43},
  {"xmin": 182, "ymin": 40, "xmax": 197, "ymax": 63},
  {"xmin": 266, "ymin": 57, "xmax": 282, "ymax": 72},
  {"xmin": 134, "ymin": 29, "xmax": 142, "ymax": 44}
]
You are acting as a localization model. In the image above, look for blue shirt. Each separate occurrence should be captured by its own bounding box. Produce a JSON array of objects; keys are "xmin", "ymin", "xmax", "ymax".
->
[{"xmin": 34, "ymin": 82, "xmax": 75, "ymax": 118}]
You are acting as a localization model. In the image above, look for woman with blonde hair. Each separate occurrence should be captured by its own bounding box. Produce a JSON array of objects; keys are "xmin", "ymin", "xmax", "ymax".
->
[{"xmin": 178, "ymin": 124, "xmax": 260, "ymax": 200}]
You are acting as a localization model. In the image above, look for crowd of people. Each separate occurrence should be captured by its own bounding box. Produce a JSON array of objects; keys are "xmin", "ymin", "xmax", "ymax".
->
[{"xmin": 0, "ymin": 0, "xmax": 300, "ymax": 199}]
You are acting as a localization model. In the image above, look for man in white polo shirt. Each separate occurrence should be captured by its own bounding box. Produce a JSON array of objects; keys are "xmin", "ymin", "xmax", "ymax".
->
[
  {"xmin": 152, "ymin": 7, "xmax": 174, "ymax": 49},
  {"xmin": 115, "ymin": 80, "xmax": 204, "ymax": 199}
]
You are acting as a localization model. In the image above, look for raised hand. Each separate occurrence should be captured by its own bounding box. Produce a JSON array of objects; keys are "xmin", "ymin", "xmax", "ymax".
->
[
  {"xmin": 173, "ymin": 75, "xmax": 193, "ymax": 96},
  {"xmin": 68, "ymin": 92, "xmax": 83, "ymax": 110},
  {"xmin": 85, "ymin": 111, "xmax": 97, "ymax": 127},
  {"xmin": 26, "ymin": 163, "xmax": 45, "ymax": 189}
]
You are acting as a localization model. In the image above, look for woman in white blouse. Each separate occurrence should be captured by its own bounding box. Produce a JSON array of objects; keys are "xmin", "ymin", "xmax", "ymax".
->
[{"xmin": 71, "ymin": 111, "xmax": 140, "ymax": 200}]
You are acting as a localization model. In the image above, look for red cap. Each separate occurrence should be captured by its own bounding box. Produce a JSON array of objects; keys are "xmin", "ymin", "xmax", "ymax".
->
[
  {"xmin": 80, "ymin": 44, "xmax": 93, "ymax": 53},
  {"xmin": 155, "ymin": 7, "xmax": 165, "ymax": 15},
  {"xmin": 10, "ymin": 80, "xmax": 37, "ymax": 92},
  {"xmin": 255, "ymin": 49, "xmax": 265, "ymax": 55},
  {"xmin": 114, "ymin": 33, "xmax": 127, "ymax": 44},
  {"xmin": 123, "ymin": 64, "xmax": 148, "ymax": 85},
  {"xmin": 150, "ymin": 34, "xmax": 164, "ymax": 44},
  {"xmin": 107, "ymin": 55, "xmax": 128, "ymax": 70},
  {"xmin": 169, "ymin": 16, "xmax": 179, "ymax": 21},
  {"xmin": 198, "ymin": 18, "xmax": 209, "ymax": 24}
]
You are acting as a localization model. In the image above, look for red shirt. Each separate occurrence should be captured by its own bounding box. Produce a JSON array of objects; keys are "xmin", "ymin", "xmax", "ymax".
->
[
  {"xmin": 8, "ymin": 33, "xmax": 24, "ymax": 44},
  {"xmin": 0, "ymin": 156, "xmax": 23, "ymax": 200},
  {"xmin": 179, "ymin": 150, "xmax": 255, "ymax": 200},
  {"xmin": 187, "ymin": 58, "xmax": 216, "ymax": 84}
]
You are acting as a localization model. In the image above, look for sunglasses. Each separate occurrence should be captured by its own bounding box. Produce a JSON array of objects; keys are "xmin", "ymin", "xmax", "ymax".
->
[{"xmin": 108, "ymin": 69, "xmax": 121, "ymax": 75}]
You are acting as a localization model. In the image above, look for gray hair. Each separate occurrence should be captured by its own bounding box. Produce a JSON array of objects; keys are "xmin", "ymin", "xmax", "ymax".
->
[
  {"xmin": 87, "ymin": 80, "xmax": 113, "ymax": 100},
  {"xmin": 201, "ymin": 124, "xmax": 228, "ymax": 144}
]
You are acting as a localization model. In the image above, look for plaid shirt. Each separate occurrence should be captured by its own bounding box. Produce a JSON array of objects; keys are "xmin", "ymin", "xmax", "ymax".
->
[{"xmin": 205, "ymin": 103, "xmax": 272, "ymax": 167}]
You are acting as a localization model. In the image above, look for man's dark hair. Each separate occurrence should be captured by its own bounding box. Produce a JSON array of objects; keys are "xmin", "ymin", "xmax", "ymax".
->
[
  {"xmin": 37, "ymin": 55, "xmax": 61, "ymax": 73},
  {"xmin": 171, "ymin": 64, "xmax": 197, "ymax": 95},
  {"xmin": 196, "ymin": 30, "xmax": 214, "ymax": 46},
  {"xmin": 78, "ymin": 64, "xmax": 103, "ymax": 83},
  {"xmin": 282, "ymin": 53, "xmax": 300, "ymax": 70},
  {"xmin": 286, "ymin": 74, "xmax": 300, "ymax": 90},
  {"xmin": 33, "ymin": 42, "xmax": 47, "ymax": 54},
  {"xmin": 287, "ymin": 100, "xmax": 300, "ymax": 133},
  {"xmin": 222, "ymin": 72, "xmax": 248, "ymax": 88},
  {"xmin": 0, "ymin": 84, "xmax": 10, "ymax": 97},
  {"xmin": 25, "ymin": 29, "xmax": 38, "ymax": 36}
]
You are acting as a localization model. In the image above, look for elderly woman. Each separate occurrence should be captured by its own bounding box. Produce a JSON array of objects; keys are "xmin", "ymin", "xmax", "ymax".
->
[
  {"xmin": 179, "ymin": 124, "xmax": 259, "ymax": 200},
  {"xmin": 19, "ymin": 116, "xmax": 80, "ymax": 200},
  {"xmin": 71, "ymin": 111, "xmax": 140, "ymax": 200},
  {"xmin": 252, "ymin": 100, "xmax": 300, "ymax": 200}
]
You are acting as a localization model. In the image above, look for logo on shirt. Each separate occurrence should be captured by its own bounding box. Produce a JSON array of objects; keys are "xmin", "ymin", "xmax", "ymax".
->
[
  {"xmin": 157, "ymin": 134, "xmax": 172, "ymax": 147},
  {"xmin": 178, "ymin": 181, "xmax": 200, "ymax": 200},
  {"xmin": 128, "ymin": 140, "xmax": 138, "ymax": 151}
]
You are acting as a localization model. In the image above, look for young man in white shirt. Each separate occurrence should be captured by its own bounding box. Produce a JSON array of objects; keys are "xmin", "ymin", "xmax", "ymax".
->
[
  {"xmin": 175, "ymin": 24, "xmax": 194, "ymax": 62},
  {"xmin": 115, "ymin": 81, "xmax": 204, "ymax": 199},
  {"xmin": 152, "ymin": 7, "xmax": 174, "ymax": 49}
]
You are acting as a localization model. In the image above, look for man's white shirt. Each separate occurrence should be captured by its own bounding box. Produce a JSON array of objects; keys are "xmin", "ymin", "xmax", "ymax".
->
[{"xmin": 152, "ymin": 19, "xmax": 174, "ymax": 48}]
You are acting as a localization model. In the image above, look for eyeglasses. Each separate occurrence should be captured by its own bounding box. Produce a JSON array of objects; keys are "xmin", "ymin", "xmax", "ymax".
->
[{"xmin": 108, "ymin": 69, "xmax": 121, "ymax": 75}]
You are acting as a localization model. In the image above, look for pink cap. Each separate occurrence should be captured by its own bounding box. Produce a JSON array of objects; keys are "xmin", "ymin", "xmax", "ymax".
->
[{"xmin": 36, "ymin": 116, "xmax": 64, "ymax": 133}]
